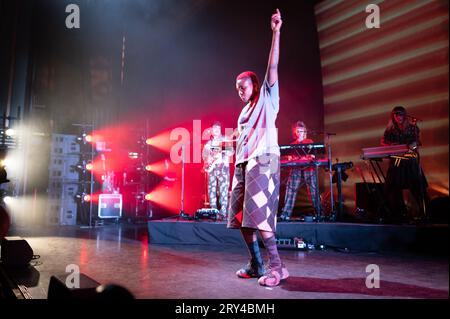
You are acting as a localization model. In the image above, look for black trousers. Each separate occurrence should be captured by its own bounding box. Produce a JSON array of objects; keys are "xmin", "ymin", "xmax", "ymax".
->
[{"xmin": 384, "ymin": 157, "xmax": 428, "ymax": 220}]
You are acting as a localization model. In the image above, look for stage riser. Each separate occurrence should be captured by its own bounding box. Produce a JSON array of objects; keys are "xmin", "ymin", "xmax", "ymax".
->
[{"xmin": 148, "ymin": 221, "xmax": 448, "ymax": 254}]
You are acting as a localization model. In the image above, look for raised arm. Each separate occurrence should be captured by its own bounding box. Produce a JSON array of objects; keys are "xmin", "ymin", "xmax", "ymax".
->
[{"xmin": 266, "ymin": 9, "xmax": 282, "ymax": 87}]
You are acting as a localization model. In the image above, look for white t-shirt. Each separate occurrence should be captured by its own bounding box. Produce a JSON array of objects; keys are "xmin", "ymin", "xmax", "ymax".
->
[
  {"xmin": 202, "ymin": 137, "xmax": 233, "ymax": 172},
  {"xmin": 235, "ymin": 78, "xmax": 280, "ymax": 165}
]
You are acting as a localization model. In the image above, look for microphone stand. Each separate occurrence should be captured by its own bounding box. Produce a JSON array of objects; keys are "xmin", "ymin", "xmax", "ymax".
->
[
  {"xmin": 163, "ymin": 144, "xmax": 189, "ymax": 220},
  {"xmin": 412, "ymin": 122, "xmax": 427, "ymax": 222},
  {"xmin": 301, "ymin": 130, "xmax": 337, "ymax": 222},
  {"xmin": 325, "ymin": 132, "xmax": 336, "ymax": 221},
  {"xmin": 179, "ymin": 144, "xmax": 188, "ymax": 219}
]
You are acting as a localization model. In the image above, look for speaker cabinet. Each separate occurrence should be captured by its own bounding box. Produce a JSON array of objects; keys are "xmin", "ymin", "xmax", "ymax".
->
[
  {"xmin": 48, "ymin": 273, "xmax": 100, "ymax": 299},
  {"xmin": 355, "ymin": 183, "xmax": 386, "ymax": 217},
  {"xmin": 0, "ymin": 236, "xmax": 33, "ymax": 267}
]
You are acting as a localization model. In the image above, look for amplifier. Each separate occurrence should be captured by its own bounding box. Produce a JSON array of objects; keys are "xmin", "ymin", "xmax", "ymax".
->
[
  {"xmin": 355, "ymin": 183, "xmax": 386, "ymax": 216},
  {"xmin": 98, "ymin": 194, "xmax": 122, "ymax": 219}
]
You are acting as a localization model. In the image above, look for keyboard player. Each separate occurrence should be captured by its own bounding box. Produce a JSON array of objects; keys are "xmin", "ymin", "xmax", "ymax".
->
[
  {"xmin": 279, "ymin": 121, "xmax": 321, "ymax": 221},
  {"xmin": 381, "ymin": 106, "xmax": 429, "ymax": 222}
]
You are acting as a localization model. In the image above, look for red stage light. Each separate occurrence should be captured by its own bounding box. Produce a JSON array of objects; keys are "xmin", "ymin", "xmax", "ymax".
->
[
  {"xmin": 86, "ymin": 163, "xmax": 93, "ymax": 171},
  {"xmin": 145, "ymin": 138, "xmax": 152, "ymax": 145},
  {"xmin": 83, "ymin": 194, "xmax": 91, "ymax": 202},
  {"xmin": 144, "ymin": 193, "xmax": 152, "ymax": 201},
  {"xmin": 141, "ymin": 159, "xmax": 171, "ymax": 177},
  {"xmin": 85, "ymin": 134, "xmax": 93, "ymax": 143}
]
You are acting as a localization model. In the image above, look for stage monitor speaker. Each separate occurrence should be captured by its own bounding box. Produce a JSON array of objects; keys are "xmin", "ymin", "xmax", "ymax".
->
[
  {"xmin": 0, "ymin": 236, "xmax": 33, "ymax": 267},
  {"xmin": 48, "ymin": 273, "xmax": 100, "ymax": 299},
  {"xmin": 355, "ymin": 183, "xmax": 385, "ymax": 216}
]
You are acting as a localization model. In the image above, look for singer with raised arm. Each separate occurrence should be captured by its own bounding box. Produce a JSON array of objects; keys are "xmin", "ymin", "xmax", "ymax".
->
[
  {"xmin": 227, "ymin": 9, "xmax": 289, "ymax": 287},
  {"xmin": 202, "ymin": 121, "xmax": 232, "ymax": 219},
  {"xmin": 380, "ymin": 106, "xmax": 429, "ymax": 223},
  {"xmin": 279, "ymin": 121, "xmax": 321, "ymax": 221}
]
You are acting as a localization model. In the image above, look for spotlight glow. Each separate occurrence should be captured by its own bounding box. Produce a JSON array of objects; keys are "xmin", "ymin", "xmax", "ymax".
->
[
  {"xmin": 83, "ymin": 194, "xmax": 91, "ymax": 202},
  {"xmin": 5, "ymin": 129, "xmax": 15, "ymax": 136},
  {"xmin": 144, "ymin": 193, "xmax": 152, "ymax": 201},
  {"xmin": 145, "ymin": 138, "xmax": 152, "ymax": 145},
  {"xmin": 85, "ymin": 134, "xmax": 93, "ymax": 143},
  {"xmin": 142, "ymin": 159, "xmax": 171, "ymax": 177},
  {"xmin": 86, "ymin": 163, "xmax": 93, "ymax": 171},
  {"xmin": 3, "ymin": 196, "xmax": 13, "ymax": 204},
  {"xmin": 0, "ymin": 157, "xmax": 19, "ymax": 172},
  {"xmin": 1, "ymin": 158, "xmax": 11, "ymax": 167}
]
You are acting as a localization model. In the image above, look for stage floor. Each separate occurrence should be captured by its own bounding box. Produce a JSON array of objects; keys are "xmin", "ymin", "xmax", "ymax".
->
[{"xmin": 3, "ymin": 223, "xmax": 448, "ymax": 299}]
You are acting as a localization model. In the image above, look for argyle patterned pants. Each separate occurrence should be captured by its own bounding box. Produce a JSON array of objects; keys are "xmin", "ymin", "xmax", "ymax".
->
[{"xmin": 227, "ymin": 154, "xmax": 280, "ymax": 232}]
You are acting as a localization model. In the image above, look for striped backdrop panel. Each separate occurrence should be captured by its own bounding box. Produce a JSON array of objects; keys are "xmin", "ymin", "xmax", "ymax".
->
[{"xmin": 315, "ymin": 0, "xmax": 449, "ymax": 212}]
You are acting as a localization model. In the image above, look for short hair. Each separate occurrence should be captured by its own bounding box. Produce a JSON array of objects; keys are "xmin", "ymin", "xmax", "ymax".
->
[
  {"xmin": 212, "ymin": 121, "xmax": 221, "ymax": 127},
  {"xmin": 236, "ymin": 71, "xmax": 259, "ymax": 84},
  {"xmin": 236, "ymin": 71, "xmax": 260, "ymax": 98},
  {"xmin": 292, "ymin": 121, "xmax": 307, "ymax": 130}
]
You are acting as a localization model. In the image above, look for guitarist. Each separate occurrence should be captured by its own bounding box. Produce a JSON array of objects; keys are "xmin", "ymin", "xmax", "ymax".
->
[{"xmin": 202, "ymin": 121, "xmax": 233, "ymax": 218}]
